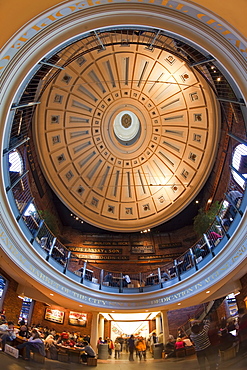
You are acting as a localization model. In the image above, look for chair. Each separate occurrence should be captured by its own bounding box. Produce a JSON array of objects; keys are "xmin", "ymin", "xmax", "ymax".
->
[
  {"xmin": 175, "ymin": 348, "xmax": 186, "ymax": 358},
  {"xmin": 220, "ymin": 345, "xmax": 237, "ymax": 361},
  {"xmin": 185, "ymin": 346, "xmax": 195, "ymax": 356},
  {"xmin": 33, "ymin": 351, "xmax": 45, "ymax": 363},
  {"xmin": 87, "ymin": 357, "xmax": 97, "ymax": 366}
]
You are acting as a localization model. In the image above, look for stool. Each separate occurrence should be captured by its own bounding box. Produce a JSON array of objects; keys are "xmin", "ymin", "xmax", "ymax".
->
[
  {"xmin": 58, "ymin": 351, "xmax": 69, "ymax": 362},
  {"xmin": 33, "ymin": 351, "xmax": 45, "ymax": 363},
  {"xmin": 185, "ymin": 346, "xmax": 195, "ymax": 356},
  {"xmin": 176, "ymin": 349, "xmax": 186, "ymax": 358},
  {"xmin": 87, "ymin": 357, "xmax": 97, "ymax": 366},
  {"xmin": 220, "ymin": 345, "xmax": 237, "ymax": 361}
]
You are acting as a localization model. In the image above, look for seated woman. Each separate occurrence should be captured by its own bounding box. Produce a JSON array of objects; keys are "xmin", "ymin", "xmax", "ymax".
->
[
  {"xmin": 44, "ymin": 334, "xmax": 58, "ymax": 360},
  {"xmin": 17, "ymin": 329, "xmax": 45, "ymax": 360},
  {"xmin": 175, "ymin": 337, "xmax": 186, "ymax": 351}
]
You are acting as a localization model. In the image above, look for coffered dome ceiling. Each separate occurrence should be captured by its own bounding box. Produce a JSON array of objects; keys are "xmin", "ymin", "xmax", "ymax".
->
[{"xmin": 35, "ymin": 37, "xmax": 219, "ymax": 232}]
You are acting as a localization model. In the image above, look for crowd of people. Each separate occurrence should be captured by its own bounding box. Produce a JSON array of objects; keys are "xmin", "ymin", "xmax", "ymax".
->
[
  {"xmin": 0, "ymin": 309, "xmax": 247, "ymax": 366},
  {"xmin": 97, "ymin": 332, "xmax": 159, "ymax": 361},
  {"xmin": 0, "ymin": 315, "xmax": 95, "ymax": 363},
  {"xmin": 164, "ymin": 314, "xmax": 247, "ymax": 370}
]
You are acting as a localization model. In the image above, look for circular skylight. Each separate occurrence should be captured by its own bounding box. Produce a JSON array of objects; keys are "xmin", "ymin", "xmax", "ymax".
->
[{"xmin": 113, "ymin": 111, "xmax": 140, "ymax": 142}]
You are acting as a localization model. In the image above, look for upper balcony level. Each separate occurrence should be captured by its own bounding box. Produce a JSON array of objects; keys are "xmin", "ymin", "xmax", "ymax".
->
[{"xmin": 0, "ymin": 20, "xmax": 247, "ymax": 311}]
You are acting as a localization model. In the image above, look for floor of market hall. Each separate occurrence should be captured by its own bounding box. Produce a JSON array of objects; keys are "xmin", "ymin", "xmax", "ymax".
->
[{"xmin": 1, "ymin": 350, "xmax": 247, "ymax": 370}]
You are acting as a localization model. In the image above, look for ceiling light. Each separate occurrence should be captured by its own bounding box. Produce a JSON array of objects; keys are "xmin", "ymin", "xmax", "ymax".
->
[
  {"xmin": 217, "ymin": 77, "xmax": 221, "ymax": 81},
  {"xmin": 79, "ymin": 305, "xmax": 83, "ymax": 307},
  {"xmin": 50, "ymin": 293, "xmax": 54, "ymax": 296},
  {"xmin": 206, "ymin": 290, "xmax": 210, "ymax": 294},
  {"xmin": 178, "ymin": 303, "xmax": 181, "ymax": 305}
]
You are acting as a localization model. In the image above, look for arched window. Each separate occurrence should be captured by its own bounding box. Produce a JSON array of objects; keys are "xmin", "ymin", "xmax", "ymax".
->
[
  {"xmin": 232, "ymin": 144, "xmax": 247, "ymax": 189},
  {"xmin": 9, "ymin": 150, "xmax": 23, "ymax": 174}
]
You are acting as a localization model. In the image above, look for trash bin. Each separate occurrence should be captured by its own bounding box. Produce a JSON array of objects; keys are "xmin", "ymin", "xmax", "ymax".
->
[
  {"xmin": 153, "ymin": 343, "xmax": 163, "ymax": 359},
  {"xmin": 97, "ymin": 343, "xmax": 108, "ymax": 359}
]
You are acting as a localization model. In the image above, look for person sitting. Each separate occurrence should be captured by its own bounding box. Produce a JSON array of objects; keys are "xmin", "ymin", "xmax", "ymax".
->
[
  {"xmin": 81, "ymin": 341, "xmax": 96, "ymax": 363},
  {"xmin": 164, "ymin": 336, "xmax": 175, "ymax": 358},
  {"xmin": 161, "ymin": 271, "xmax": 170, "ymax": 281},
  {"xmin": 16, "ymin": 329, "xmax": 45, "ymax": 361},
  {"xmin": 182, "ymin": 336, "xmax": 193, "ymax": 347},
  {"xmin": 209, "ymin": 231, "xmax": 222, "ymax": 243},
  {"xmin": 104, "ymin": 272, "xmax": 113, "ymax": 286},
  {"xmin": 219, "ymin": 328, "xmax": 238, "ymax": 351},
  {"xmin": 18, "ymin": 324, "xmax": 30, "ymax": 339},
  {"xmin": 194, "ymin": 244, "xmax": 204, "ymax": 259},
  {"xmin": 175, "ymin": 337, "xmax": 186, "ymax": 353},
  {"xmin": 0, "ymin": 321, "xmax": 17, "ymax": 350},
  {"xmin": 44, "ymin": 334, "xmax": 57, "ymax": 360},
  {"xmin": 123, "ymin": 274, "xmax": 131, "ymax": 287}
]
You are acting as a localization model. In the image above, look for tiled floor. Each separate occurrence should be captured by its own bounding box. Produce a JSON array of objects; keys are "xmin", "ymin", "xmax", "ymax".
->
[{"xmin": 0, "ymin": 350, "xmax": 247, "ymax": 370}]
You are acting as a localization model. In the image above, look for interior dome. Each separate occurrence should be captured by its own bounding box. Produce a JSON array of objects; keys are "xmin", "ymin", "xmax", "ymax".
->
[{"xmin": 34, "ymin": 30, "xmax": 219, "ymax": 232}]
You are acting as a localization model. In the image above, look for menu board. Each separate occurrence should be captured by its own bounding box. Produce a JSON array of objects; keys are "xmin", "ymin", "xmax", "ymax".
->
[
  {"xmin": 44, "ymin": 307, "xmax": 64, "ymax": 324},
  {"xmin": 69, "ymin": 311, "xmax": 87, "ymax": 327}
]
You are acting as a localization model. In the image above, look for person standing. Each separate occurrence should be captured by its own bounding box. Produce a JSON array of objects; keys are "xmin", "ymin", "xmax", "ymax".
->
[
  {"xmin": 114, "ymin": 340, "xmax": 121, "ymax": 359},
  {"xmin": 190, "ymin": 320, "xmax": 218, "ymax": 370},
  {"xmin": 135, "ymin": 336, "xmax": 146, "ymax": 360},
  {"xmin": 128, "ymin": 334, "xmax": 135, "ymax": 361},
  {"xmin": 150, "ymin": 331, "xmax": 158, "ymax": 355},
  {"xmin": 107, "ymin": 337, "xmax": 114, "ymax": 357},
  {"xmin": 123, "ymin": 274, "xmax": 131, "ymax": 288}
]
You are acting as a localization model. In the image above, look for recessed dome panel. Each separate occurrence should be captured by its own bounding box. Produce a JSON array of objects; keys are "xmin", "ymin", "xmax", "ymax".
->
[{"xmin": 34, "ymin": 38, "xmax": 219, "ymax": 232}]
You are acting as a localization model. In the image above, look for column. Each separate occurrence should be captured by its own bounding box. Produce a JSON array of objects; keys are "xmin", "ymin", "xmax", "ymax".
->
[
  {"xmin": 90, "ymin": 311, "xmax": 99, "ymax": 352},
  {"xmin": 160, "ymin": 310, "xmax": 170, "ymax": 345},
  {"xmin": 98, "ymin": 314, "xmax": 105, "ymax": 340},
  {"xmin": 156, "ymin": 314, "xmax": 161, "ymax": 337}
]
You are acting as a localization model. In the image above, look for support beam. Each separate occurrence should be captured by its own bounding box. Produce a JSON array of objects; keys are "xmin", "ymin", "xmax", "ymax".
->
[
  {"xmin": 228, "ymin": 133, "xmax": 247, "ymax": 145},
  {"xmin": 190, "ymin": 57, "xmax": 215, "ymax": 67},
  {"xmin": 11, "ymin": 102, "xmax": 40, "ymax": 110},
  {"xmin": 39, "ymin": 61, "xmax": 64, "ymax": 70},
  {"xmin": 94, "ymin": 31, "xmax": 106, "ymax": 50},
  {"xmin": 146, "ymin": 30, "xmax": 160, "ymax": 50},
  {"xmin": 217, "ymin": 97, "xmax": 245, "ymax": 106}
]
